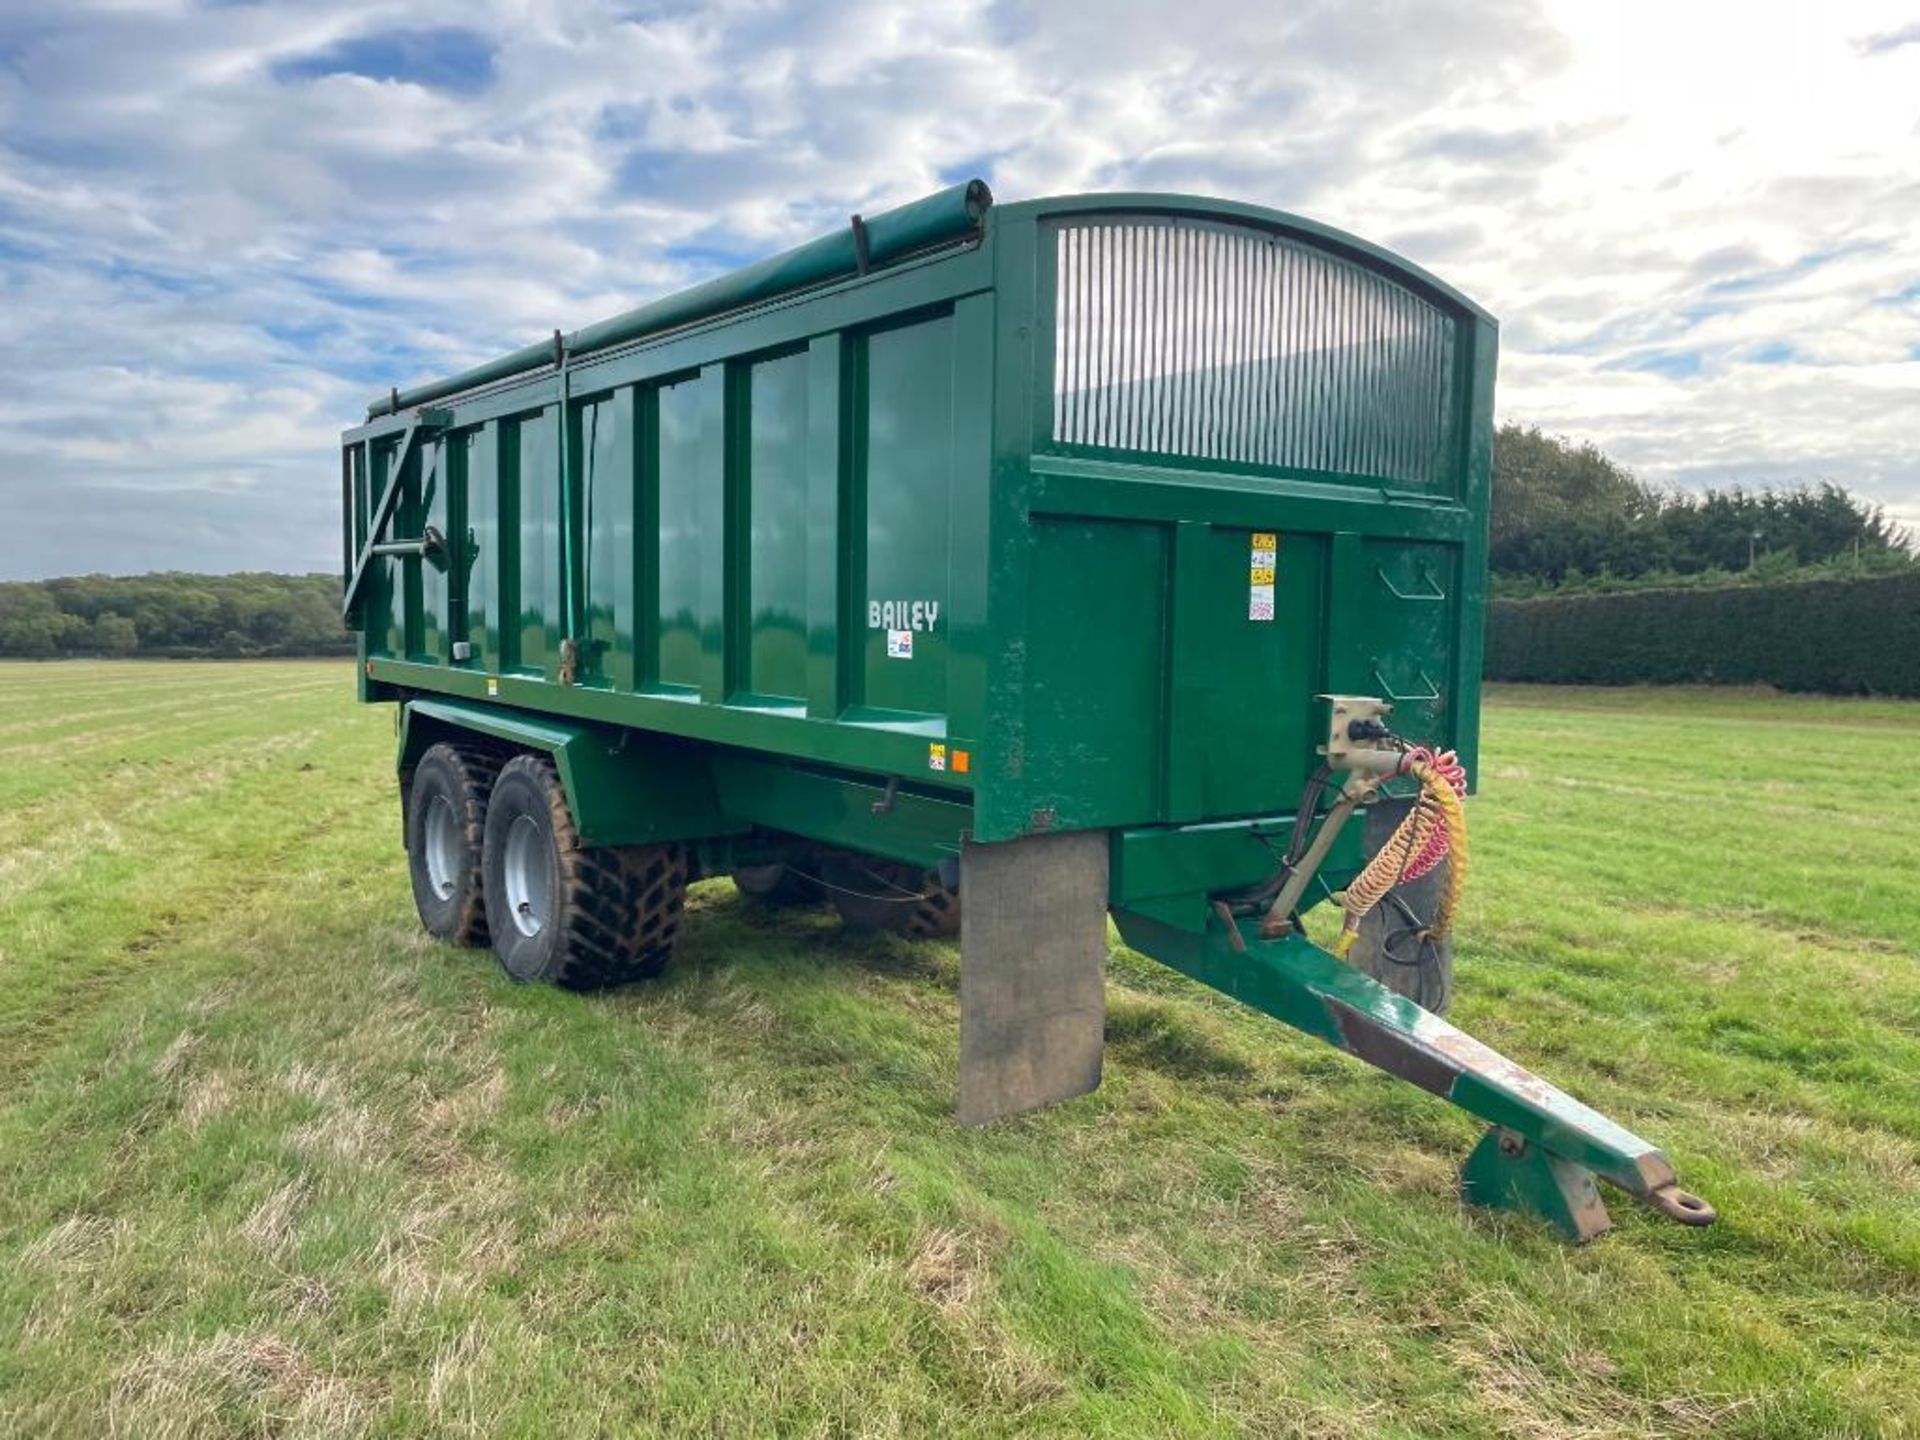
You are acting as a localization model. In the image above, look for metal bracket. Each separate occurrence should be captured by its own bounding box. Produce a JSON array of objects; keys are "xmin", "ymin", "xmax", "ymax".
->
[
  {"xmin": 1369, "ymin": 659, "xmax": 1442, "ymax": 704},
  {"xmin": 1462, "ymin": 1127, "xmax": 1612, "ymax": 1242},
  {"xmin": 1379, "ymin": 486, "xmax": 1452, "ymax": 508},
  {"xmin": 1375, "ymin": 561, "xmax": 1446, "ymax": 602},
  {"xmin": 849, "ymin": 213, "xmax": 872, "ymax": 275},
  {"xmin": 368, "ymin": 524, "xmax": 445, "ymax": 560},
  {"xmin": 342, "ymin": 408, "xmax": 452, "ymax": 620}
]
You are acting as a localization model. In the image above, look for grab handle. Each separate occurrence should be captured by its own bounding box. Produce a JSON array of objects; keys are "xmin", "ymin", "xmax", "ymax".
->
[
  {"xmin": 1375, "ymin": 561, "xmax": 1445, "ymax": 602},
  {"xmin": 1369, "ymin": 658, "xmax": 1441, "ymax": 704}
]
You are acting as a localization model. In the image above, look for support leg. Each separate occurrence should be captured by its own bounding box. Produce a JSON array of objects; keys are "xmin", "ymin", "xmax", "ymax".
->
[{"xmin": 1462, "ymin": 1126, "xmax": 1611, "ymax": 1242}]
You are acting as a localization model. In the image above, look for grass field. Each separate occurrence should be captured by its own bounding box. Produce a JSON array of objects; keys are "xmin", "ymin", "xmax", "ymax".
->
[{"xmin": 1, "ymin": 662, "xmax": 1916, "ymax": 1438}]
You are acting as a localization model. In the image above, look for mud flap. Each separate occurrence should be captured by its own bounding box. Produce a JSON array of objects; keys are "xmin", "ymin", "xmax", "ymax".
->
[{"xmin": 957, "ymin": 831, "xmax": 1108, "ymax": 1126}]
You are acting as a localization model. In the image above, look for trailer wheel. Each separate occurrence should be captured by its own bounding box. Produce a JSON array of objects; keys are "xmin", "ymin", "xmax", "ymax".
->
[
  {"xmin": 1344, "ymin": 875, "xmax": 1454, "ymax": 1015},
  {"xmin": 406, "ymin": 742, "xmax": 501, "ymax": 947},
  {"xmin": 822, "ymin": 854, "xmax": 961, "ymax": 939},
  {"xmin": 482, "ymin": 753, "xmax": 687, "ymax": 989},
  {"xmin": 733, "ymin": 863, "xmax": 822, "ymax": 907}
]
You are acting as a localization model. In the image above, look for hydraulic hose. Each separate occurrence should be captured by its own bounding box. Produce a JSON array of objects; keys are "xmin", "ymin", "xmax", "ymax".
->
[
  {"xmin": 1333, "ymin": 751, "xmax": 1469, "ymax": 959},
  {"xmin": 1394, "ymin": 746, "xmax": 1467, "ymax": 885}
]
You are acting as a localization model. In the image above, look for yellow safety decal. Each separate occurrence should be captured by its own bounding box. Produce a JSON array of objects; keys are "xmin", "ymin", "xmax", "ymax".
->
[{"xmin": 1249, "ymin": 533, "xmax": 1278, "ymax": 622}]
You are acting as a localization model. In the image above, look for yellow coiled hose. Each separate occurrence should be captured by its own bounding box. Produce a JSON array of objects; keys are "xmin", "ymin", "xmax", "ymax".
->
[{"xmin": 1332, "ymin": 758, "xmax": 1468, "ymax": 959}]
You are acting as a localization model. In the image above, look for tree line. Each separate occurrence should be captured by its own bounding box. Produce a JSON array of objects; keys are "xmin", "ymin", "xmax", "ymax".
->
[
  {"xmin": 0, "ymin": 572, "xmax": 352, "ymax": 659},
  {"xmin": 1491, "ymin": 425, "xmax": 1912, "ymax": 594}
]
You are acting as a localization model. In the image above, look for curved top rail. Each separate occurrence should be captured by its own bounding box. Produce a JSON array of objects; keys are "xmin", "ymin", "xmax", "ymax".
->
[{"xmin": 998, "ymin": 191, "xmax": 1495, "ymax": 327}]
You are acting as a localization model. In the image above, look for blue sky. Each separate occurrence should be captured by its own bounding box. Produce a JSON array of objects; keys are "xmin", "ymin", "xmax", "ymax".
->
[{"xmin": 0, "ymin": 0, "xmax": 1916, "ymax": 577}]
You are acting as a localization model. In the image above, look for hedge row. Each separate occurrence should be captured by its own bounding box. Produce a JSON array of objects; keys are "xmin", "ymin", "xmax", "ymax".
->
[{"xmin": 1484, "ymin": 569, "xmax": 1920, "ymax": 695}]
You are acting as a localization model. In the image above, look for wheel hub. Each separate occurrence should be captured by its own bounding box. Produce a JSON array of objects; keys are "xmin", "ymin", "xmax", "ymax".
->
[
  {"xmin": 502, "ymin": 814, "xmax": 552, "ymax": 938},
  {"xmin": 423, "ymin": 795, "xmax": 461, "ymax": 901}
]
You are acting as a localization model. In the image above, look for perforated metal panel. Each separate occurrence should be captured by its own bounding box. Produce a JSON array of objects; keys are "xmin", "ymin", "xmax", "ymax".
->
[{"xmin": 1049, "ymin": 216, "xmax": 1459, "ymax": 488}]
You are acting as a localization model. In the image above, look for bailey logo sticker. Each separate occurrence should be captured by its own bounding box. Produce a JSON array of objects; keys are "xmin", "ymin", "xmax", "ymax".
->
[
  {"xmin": 869, "ymin": 599, "xmax": 940, "ymax": 632},
  {"xmin": 887, "ymin": 629, "xmax": 914, "ymax": 659}
]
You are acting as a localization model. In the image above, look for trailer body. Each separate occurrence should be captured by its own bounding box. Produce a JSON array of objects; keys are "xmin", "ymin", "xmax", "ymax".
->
[
  {"xmin": 347, "ymin": 188, "xmax": 1488, "ymax": 897},
  {"xmin": 342, "ymin": 184, "xmax": 1713, "ymax": 1240}
]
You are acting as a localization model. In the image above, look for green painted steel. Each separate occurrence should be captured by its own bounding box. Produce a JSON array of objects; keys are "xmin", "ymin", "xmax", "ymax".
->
[
  {"xmin": 338, "ymin": 187, "xmax": 1719, "ymax": 1237},
  {"xmin": 399, "ymin": 698, "xmax": 741, "ymax": 848},
  {"xmin": 1109, "ymin": 905, "xmax": 1684, "ymax": 1236},
  {"xmin": 397, "ymin": 694, "xmax": 970, "ymax": 866},
  {"xmin": 1461, "ymin": 1127, "xmax": 1612, "ymax": 1243},
  {"xmin": 345, "ymin": 186, "xmax": 1493, "ymax": 865}
]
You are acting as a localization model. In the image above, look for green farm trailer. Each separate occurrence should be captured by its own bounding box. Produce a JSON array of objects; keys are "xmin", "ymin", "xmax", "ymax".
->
[{"xmin": 341, "ymin": 181, "xmax": 1713, "ymax": 1241}]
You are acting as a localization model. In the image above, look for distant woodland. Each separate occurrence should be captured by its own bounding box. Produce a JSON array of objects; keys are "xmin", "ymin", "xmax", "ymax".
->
[
  {"xmin": 0, "ymin": 573, "xmax": 352, "ymax": 659},
  {"xmin": 1488, "ymin": 425, "xmax": 1912, "ymax": 595}
]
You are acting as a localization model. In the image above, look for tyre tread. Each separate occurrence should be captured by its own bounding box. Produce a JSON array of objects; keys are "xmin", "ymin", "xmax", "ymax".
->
[
  {"xmin": 495, "ymin": 753, "xmax": 687, "ymax": 990},
  {"xmin": 410, "ymin": 741, "xmax": 503, "ymax": 947}
]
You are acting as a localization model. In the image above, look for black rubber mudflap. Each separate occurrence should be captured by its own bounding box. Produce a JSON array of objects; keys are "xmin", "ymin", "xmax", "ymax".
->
[{"xmin": 956, "ymin": 831, "xmax": 1108, "ymax": 1126}]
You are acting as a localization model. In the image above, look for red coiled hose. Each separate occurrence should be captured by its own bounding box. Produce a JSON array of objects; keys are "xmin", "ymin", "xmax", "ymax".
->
[{"xmin": 1396, "ymin": 747, "xmax": 1465, "ymax": 880}]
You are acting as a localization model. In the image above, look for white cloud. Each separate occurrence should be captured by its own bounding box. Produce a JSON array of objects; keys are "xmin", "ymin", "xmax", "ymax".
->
[{"xmin": 0, "ymin": 0, "xmax": 1914, "ymax": 577}]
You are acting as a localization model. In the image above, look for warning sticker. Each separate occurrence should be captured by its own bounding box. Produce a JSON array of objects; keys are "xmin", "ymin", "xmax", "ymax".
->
[
  {"xmin": 928, "ymin": 743, "xmax": 947, "ymax": 772},
  {"xmin": 887, "ymin": 629, "xmax": 914, "ymax": 659},
  {"xmin": 1250, "ymin": 533, "xmax": 1279, "ymax": 622}
]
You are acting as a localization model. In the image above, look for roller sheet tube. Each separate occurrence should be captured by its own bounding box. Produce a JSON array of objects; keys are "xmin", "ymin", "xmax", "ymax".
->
[{"xmin": 368, "ymin": 179, "xmax": 992, "ymax": 418}]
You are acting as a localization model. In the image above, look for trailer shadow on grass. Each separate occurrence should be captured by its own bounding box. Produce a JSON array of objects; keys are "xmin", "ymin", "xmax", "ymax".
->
[{"xmin": 663, "ymin": 879, "xmax": 1266, "ymax": 1095}]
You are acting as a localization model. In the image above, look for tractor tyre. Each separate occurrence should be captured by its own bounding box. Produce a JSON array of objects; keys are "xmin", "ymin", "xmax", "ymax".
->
[
  {"xmin": 821, "ymin": 853, "xmax": 961, "ymax": 939},
  {"xmin": 481, "ymin": 753, "xmax": 688, "ymax": 990},
  {"xmin": 406, "ymin": 741, "xmax": 501, "ymax": 947}
]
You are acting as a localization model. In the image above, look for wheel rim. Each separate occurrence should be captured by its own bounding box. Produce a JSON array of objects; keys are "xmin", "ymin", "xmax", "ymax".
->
[
  {"xmin": 502, "ymin": 814, "xmax": 552, "ymax": 939},
  {"xmin": 423, "ymin": 795, "xmax": 461, "ymax": 901}
]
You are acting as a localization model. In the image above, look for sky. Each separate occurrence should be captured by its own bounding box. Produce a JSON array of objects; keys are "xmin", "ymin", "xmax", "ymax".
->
[{"xmin": 0, "ymin": 0, "xmax": 1915, "ymax": 579}]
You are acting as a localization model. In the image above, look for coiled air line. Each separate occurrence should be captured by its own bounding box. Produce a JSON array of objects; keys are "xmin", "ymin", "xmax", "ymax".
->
[
  {"xmin": 1257, "ymin": 697, "xmax": 1468, "ymax": 956},
  {"xmin": 1332, "ymin": 747, "xmax": 1469, "ymax": 959}
]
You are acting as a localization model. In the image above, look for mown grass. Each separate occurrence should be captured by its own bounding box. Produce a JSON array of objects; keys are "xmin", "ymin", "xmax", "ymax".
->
[{"xmin": 0, "ymin": 663, "xmax": 1915, "ymax": 1438}]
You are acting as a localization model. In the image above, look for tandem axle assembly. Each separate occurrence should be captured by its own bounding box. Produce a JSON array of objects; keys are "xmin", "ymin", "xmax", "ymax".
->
[{"xmin": 1107, "ymin": 695, "xmax": 1717, "ymax": 1242}]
